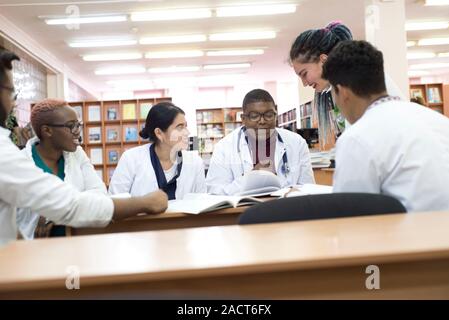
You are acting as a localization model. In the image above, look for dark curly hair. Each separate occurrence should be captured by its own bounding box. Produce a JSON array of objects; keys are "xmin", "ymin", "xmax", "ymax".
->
[
  {"xmin": 242, "ymin": 89, "xmax": 276, "ymax": 111},
  {"xmin": 0, "ymin": 46, "xmax": 20, "ymax": 127},
  {"xmin": 139, "ymin": 101, "xmax": 185, "ymax": 143},
  {"xmin": 322, "ymin": 40, "xmax": 387, "ymax": 97},
  {"xmin": 289, "ymin": 21, "xmax": 353, "ymax": 63}
]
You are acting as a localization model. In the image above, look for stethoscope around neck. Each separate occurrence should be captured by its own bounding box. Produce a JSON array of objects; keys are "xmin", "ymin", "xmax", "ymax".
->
[{"xmin": 237, "ymin": 127, "xmax": 290, "ymax": 177}]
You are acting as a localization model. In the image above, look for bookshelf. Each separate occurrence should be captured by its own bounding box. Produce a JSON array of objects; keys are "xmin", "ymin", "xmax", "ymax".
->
[
  {"xmin": 409, "ymin": 83, "xmax": 447, "ymax": 116},
  {"xmin": 196, "ymin": 108, "xmax": 242, "ymax": 162},
  {"xmin": 299, "ymin": 101, "xmax": 313, "ymax": 129},
  {"xmin": 67, "ymin": 97, "xmax": 171, "ymax": 185},
  {"xmin": 277, "ymin": 107, "xmax": 298, "ymax": 132}
]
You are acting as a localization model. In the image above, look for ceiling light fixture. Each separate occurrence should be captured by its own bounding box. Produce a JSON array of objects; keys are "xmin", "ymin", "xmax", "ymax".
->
[
  {"xmin": 145, "ymin": 50, "xmax": 204, "ymax": 59},
  {"xmin": 203, "ymin": 63, "xmax": 251, "ymax": 70},
  {"xmin": 82, "ymin": 53, "xmax": 142, "ymax": 61},
  {"xmin": 140, "ymin": 35, "xmax": 207, "ymax": 45},
  {"xmin": 216, "ymin": 4, "xmax": 296, "ymax": 17},
  {"xmin": 45, "ymin": 15, "xmax": 127, "ymax": 25},
  {"xmin": 206, "ymin": 49, "xmax": 264, "ymax": 56},
  {"xmin": 209, "ymin": 31, "xmax": 276, "ymax": 41},
  {"xmin": 131, "ymin": 8, "xmax": 212, "ymax": 21}
]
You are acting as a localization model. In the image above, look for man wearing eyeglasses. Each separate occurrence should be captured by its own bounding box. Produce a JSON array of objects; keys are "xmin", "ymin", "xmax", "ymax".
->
[
  {"xmin": 206, "ymin": 88, "xmax": 315, "ymax": 196},
  {"xmin": 0, "ymin": 46, "xmax": 168, "ymax": 247}
]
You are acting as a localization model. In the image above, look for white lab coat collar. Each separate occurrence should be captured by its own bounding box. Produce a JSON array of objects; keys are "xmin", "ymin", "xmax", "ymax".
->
[
  {"xmin": 238, "ymin": 127, "xmax": 287, "ymax": 174},
  {"xmin": 24, "ymin": 136, "xmax": 77, "ymax": 168},
  {"xmin": 0, "ymin": 126, "xmax": 11, "ymax": 137}
]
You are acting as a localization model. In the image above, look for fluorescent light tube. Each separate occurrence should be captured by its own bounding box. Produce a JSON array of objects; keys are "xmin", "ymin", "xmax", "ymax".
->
[
  {"xmin": 405, "ymin": 21, "xmax": 449, "ymax": 31},
  {"xmin": 209, "ymin": 31, "xmax": 276, "ymax": 41},
  {"xmin": 409, "ymin": 62, "xmax": 449, "ymax": 69},
  {"xmin": 82, "ymin": 53, "xmax": 142, "ymax": 61},
  {"xmin": 45, "ymin": 15, "xmax": 127, "ymax": 25},
  {"xmin": 148, "ymin": 66, "xmax": 201, "ymax": 73},
  {"xmin": 425, "ymin": 0, "xmax": 449, "ymax": 6},
  {"xmin": 131, "ymin": 9, "xmax": 212, "ymax": 21},
  {"xmin": 203, "ymin": 63, "xmax": 251, "ymax": 70},
  {"xmin": 145, "ymin": 50, "xmax": 204, "ymax": 59},
  {"xmin": 95, "ymin": 66, "xmax": 146, "ymax": 75},
  {"xmin": 418, "ymin": 37, "xmax": 449, "ymax": 46},
  {"xmin": 69, "ymin": 39, "xmax": 137, "ymax": 48},
  {"xmin": 206, "ymin": 49, "xmax": 264, "ymax": 56},
  {"xmin": 406, "ymin": 52, "xmax": 437, "ymax": 59},
  {"xmin": 140, "ymin": 35, "xmax": 207, "ymax": 45},
  {"xmin": 216, "ymin": 4, "xmax": 296, "ymax": 17}
]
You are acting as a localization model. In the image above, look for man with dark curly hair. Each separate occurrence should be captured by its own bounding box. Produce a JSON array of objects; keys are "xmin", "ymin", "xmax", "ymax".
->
[{"xmin": 322, "ymin": 40, "xmax": 449, "ymax": 213}]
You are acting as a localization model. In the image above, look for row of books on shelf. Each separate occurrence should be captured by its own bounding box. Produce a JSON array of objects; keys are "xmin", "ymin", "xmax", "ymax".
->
[
  {"xmin": 72, "ymin": 102, "xmax": 153, "ymax": 122},
  {"xmin": 224, "ymin": 122, "xmax": 241, "ymax": 135},
  {"xmin": 197, "ymin": 124, "xmax": 224, "ymax": 138},
  {"xmin": 87, "ymin": 125, "xmax": 142, "ymax": 144},
  {"xmin": 300, "ymin": 101, "xmax": 313, "ymax": 118},
  {"xmin": 301, "ymin": 117, "xmax": 312, "ymax": 129},
  {"xmin": 196, "ymin": 110, "xmax": 224, "ymax": 123},
  {"xmin": 278, "ymin": 108, "xmax": 297, "ymax": 125},
  {"xmin": 427, "ymin": 87, "xmax": 442, "ymax": 104},
  {"xmin": 198, "ymin": 138, "xmax": 220, "ymax": 154},
  {"xmin": 88, "ymin": 146, "xmax": 129, "ymax": 165},
  {"xmin": 224, "ymin": 109, "xmax": 243, "ymax": 122}
]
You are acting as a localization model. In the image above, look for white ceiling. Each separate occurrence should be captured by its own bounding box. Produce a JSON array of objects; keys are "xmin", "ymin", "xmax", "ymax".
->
[
  {"xmin": 405, "ymin": 0, "xmax": 449, "ymax": 78},
  {"xmin": 0, "ymin": 0, "xmax": 448, "ymax": 94}
]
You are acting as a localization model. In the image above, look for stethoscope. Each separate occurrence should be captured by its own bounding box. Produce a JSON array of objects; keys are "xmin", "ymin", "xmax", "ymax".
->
[{"xmin": 237, "ymin": 127, "xmax": 290, "ymax": 177}]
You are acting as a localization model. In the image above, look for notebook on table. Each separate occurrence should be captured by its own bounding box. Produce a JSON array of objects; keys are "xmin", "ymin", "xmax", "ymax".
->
[{"xmin": 165, "ymin": 193, "xmax": 264, "ymax": 214}]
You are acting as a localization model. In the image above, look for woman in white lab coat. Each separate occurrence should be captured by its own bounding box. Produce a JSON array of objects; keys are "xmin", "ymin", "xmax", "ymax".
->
[
  {"xmin": 0, "ymin": 47, "xmax": 167, "ymax": 247},
  {"xmin": 16, "ymin": 99, "xmax": 108, "ymax": 239},
  {"xmin": 109, "ymin": 102, "xmax": 206, "ymax": 199}
]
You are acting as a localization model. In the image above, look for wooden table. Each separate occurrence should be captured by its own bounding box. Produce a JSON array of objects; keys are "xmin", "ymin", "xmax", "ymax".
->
[
  {"xmin": 313, "ymin": 168, "xmax": 334, "ymax": 186},
  {"xmin": 2, "ymin": 210, "xmax": 449, "ymax": 299},
  {"xmin": 67, "ymin": 206, "xmax": 247, "ymax": 236}
]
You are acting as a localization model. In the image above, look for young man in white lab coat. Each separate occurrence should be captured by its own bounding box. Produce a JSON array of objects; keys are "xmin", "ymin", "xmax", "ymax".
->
[
  {"xmin": 0, "ymin": 47, "xmax": 168, "ymax": 247},
  {"xmin": 322, "ymin": 40, "xmax": 449, "ymax": 212},
  {"xmin": 206, "ymin": 89, "xmax": 315, "ymax": 195}
]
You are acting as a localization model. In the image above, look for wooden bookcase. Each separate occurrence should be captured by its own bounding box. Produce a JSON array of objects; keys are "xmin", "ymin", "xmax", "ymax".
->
[
  {"xmin": 68, "ymin": 97, "xmax": 172, "ymax": 185},
  {"xmin": 278, "ymin": 107, "xmax": 298, "ymax": 132},
  {"xmin": 196, "ymin": 108, "xmax": 242, "ymax": 163},
  {"xmin": 410, "ymin": 83, "xmax": 447, "ymax": 116}
]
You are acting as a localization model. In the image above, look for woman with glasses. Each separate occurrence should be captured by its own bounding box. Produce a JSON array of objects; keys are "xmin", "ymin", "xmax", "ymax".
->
[
  {"xmin": 16, "ymin": 99, "xmax": 107, "ymax": 238},
  {"xmin": 206, "ymin": 89, "xmax": 314, "ymax": 196},
  {"xmin": 109, "ymin": 102, "xmax": 206, "ymax": 200},
  {"xmin": 1, "ymin": 47, "xmax": 168, "ymax": 247}
]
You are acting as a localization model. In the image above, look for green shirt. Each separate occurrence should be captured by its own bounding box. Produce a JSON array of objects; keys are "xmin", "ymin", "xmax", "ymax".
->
[
  {"xmin": 31, "ymin": 144, "xmax": 65, "ymax": 180},
  {"xmin": 31, "ymin": 144, "xmax": 66, "ymax": 237}
]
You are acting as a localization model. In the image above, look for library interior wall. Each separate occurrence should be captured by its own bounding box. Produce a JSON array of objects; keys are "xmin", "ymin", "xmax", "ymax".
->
[
  {"xmin": 0, "ymin": 36, "xmax": 47, "ymax": 126},
  {"xmin": 364, "ymin": 0, "xmax": 409, "ymax": 99}
]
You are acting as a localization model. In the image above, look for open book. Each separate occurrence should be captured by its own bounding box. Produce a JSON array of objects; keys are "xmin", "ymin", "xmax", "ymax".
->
[
  {"xmin": 270, "ymin": 184, "xmax": 333, "ymax": 198},
  {"xmin": 165, "ymin": 193, "xmax": 264, "ymax": 214},
  {"xmin": 237, "ymin": 170, "xmax": 282, "ymax": 197}
]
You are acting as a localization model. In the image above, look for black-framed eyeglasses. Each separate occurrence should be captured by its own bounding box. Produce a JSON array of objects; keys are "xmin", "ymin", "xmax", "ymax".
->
[
  {"xmin": 0, "ymin": 85, "xmax": 19, "ymax": 101},
  {"xmin": 45, "ymin": 121, "xmax": 83, "ymax": 134},
  {"xmin": 243, "ymin": 111, "xmax": 277, "ymax": 122}
]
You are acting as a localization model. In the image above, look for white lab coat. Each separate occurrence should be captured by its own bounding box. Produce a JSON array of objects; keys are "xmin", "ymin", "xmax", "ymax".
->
[
  {"xmin": 206, "ymin": 127, "xmax": 315, "ymax": 195},
  {"xmin": 108, "ymin": 143, "xmax": 206, "ymax": 198},
  {"xmin": 333, "ymin": 100, "xmax": 449, "ymax": 212},
  {"xmin": 0, "ymin": 127, "xmax": 113, "ymax": 247},
  {"xmin": 16, "ymin": 137, "xmax": 108, "ymax": 239}
]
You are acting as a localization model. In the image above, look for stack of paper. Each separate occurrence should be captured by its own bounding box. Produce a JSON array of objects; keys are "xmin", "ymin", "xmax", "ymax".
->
[{"xmin": 310, "ymin": 150, "xmax": 334, "ymax": 168}]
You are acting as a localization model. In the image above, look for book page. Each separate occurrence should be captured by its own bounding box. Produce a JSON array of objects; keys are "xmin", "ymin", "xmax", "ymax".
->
[{"xmin": 270, "ymin": 184, "xmax": 333, "ymax": 197}]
